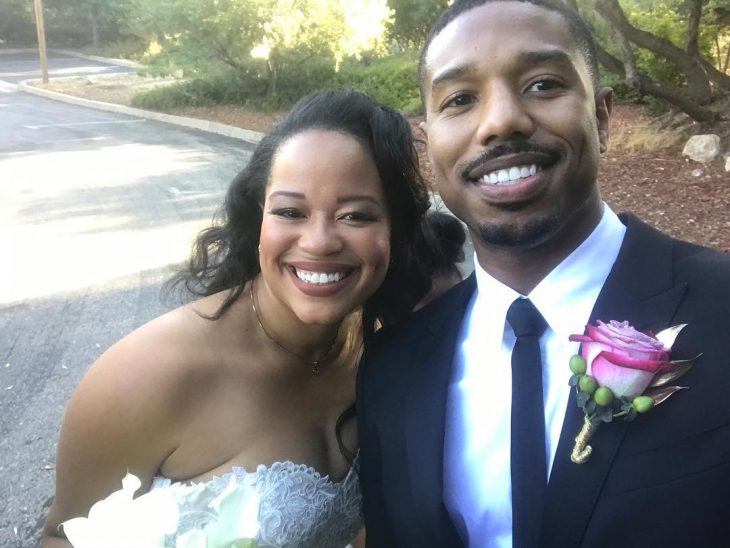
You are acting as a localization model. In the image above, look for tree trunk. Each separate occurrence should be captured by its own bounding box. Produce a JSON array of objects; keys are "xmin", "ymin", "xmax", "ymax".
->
[
  {"xmin": 267, "ymin": 58, "xmax": 277, "ymax": 96},
  {"xmin": 685, "ymin": 0, "xmax": 702, "ymax": 58},
  {"xmin": 596, "ymin": 0, "xmax": 714, "ymax": 103},
  {"xmin": 698, "ymin": 56, "xmax": 730, "ymax": 90},
  {"xmin": 602, "ymin": 14, "xmax": 717, "ymax": 122}
]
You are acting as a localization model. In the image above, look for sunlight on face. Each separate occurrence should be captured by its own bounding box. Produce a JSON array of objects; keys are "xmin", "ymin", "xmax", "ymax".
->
[{"xmin": 257, "ymin": 129, "xmax": 391, "ymax": 326}]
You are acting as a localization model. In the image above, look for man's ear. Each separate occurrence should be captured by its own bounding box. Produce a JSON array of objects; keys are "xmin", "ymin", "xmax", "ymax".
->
[
  {"xmin": 418, "ymin": 120, "xmax": 428, "ymax": 143},
  {"xmin": 595, "ymin": 87, "xmax": 613, "ymax": 153}
]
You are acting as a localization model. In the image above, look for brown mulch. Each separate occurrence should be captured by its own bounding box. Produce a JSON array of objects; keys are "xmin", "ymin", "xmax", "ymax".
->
[
  {"xmin": 599, "ymin": 106, "xmax": 729, "ymax": 252},
  {"xmin": 36, "ymin": 74, "xmax": 730, "ymax": 252}
]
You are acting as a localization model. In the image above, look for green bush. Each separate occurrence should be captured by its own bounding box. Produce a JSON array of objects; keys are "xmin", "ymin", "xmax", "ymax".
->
[
  {"xmin": 79, "ymin": 38, "xmax": 148, "ymax": 61},
  {"xmin": 249, "ymin": 50, "xmax": 339, "ymax": 110},
  {"xmin": 335, "ymin": 52, "xmax": 422, "ymax": 114},
  {"xmin": 130, "ymin": 50, "xmax": 425, "ymax": 115},
  {"xmin": 131, "ymin": 69, "xmax": 267, "ymax": 109}
]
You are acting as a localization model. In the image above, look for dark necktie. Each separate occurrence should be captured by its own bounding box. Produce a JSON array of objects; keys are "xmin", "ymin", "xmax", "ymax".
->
[{"xmin": 507, "ymin": 298, "xmax": 548, "ymax": 548}]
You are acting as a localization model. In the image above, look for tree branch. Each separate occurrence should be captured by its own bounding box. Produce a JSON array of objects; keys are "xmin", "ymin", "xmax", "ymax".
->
[
  {"xmin": 684, "ymin": 0, "xmax": 702, "ymax": 58},
  {"xmin": 596, "ymin": 0, "xmax": 713, "ymax": 103}
]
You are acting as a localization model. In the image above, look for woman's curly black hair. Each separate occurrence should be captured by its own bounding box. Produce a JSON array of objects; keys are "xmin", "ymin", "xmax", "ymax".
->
[{"xmin": 169, "ymin": 89, "xmax": 434, "ymax": 338}]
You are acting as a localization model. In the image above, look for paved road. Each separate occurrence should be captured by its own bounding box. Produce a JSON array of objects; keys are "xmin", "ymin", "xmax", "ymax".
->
[
  {"xmin": 0, "ymin": 53, "xmax": 254, "ymax": 546},
  {"xmin": 0, "ymin": 50, "xmax": 131, "ymax": 84}
]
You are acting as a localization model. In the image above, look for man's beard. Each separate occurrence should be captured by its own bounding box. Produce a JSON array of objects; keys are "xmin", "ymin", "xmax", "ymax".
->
[{"xmin": 473, "ymin": 214, "xmax": 560, "ymax": 250}]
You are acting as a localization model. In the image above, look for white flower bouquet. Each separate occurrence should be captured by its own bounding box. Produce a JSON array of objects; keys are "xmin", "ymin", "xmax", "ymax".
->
[{"xmin": 62, "ymin": 472, "xmax": 260, "ymax": 548}]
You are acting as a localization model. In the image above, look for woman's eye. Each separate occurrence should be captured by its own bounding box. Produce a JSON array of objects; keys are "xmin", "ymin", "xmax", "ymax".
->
[
  {"xmin": 340, "ymin": 211, "xmax": 378, "ymax": 223},
  {"xmin": 270, "ymin": 208, "xmax": 303, "ymax": 219}
]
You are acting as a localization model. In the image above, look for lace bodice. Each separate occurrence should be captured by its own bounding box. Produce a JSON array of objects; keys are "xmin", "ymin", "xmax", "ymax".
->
[{"xmin": 150, "ymin": 458, "xmax": 362, "ymax": 548}]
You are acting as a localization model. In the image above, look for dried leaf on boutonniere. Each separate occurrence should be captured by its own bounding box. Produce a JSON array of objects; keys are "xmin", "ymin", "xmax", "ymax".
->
[{"xmin": 566, "ymin": 320, "xmax": 699, "ymax": 464}]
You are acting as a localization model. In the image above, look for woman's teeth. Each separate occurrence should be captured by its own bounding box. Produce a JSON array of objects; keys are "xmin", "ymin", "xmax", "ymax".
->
[
  {"xmin": 295, "ymin": 269, "xmax": 347, "ymax": 285},
  {"xmin": 479, "ymin": 164, "xmax": 539, "ymax": 185}
]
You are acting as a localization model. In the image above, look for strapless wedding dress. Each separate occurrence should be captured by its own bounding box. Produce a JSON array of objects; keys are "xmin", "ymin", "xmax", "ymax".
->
[{"xmin": 149, "ymin": 458, "xmax": 363, "ymax": 548}]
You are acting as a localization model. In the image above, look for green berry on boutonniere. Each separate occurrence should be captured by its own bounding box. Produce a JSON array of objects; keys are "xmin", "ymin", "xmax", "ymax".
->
[
  {"xmin": 568, "ymin": 321, "xmax": 699, "ymax": 464},
  {"xmin": 569, "ymin": 354, "xmax": 587, "ymax": 375},
  {"xmin": 632, "ymin": 395, "xmax": 655, "ymax": 413},
  {"xmin": 594, "ymin": 386, "xmax": 614, "ymax": 406},
  {"xmin": 578, "ymin": 375, "xmax": 598, "ymax": 394}
]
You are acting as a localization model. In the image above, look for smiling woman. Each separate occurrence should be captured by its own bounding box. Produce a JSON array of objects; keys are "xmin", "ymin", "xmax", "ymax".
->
[{"xmin": 41, "ymin": 89, "xmax": 435, "ymax": 548}]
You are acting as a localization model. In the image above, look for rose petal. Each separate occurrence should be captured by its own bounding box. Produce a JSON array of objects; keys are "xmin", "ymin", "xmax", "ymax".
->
[
  {"xmin": 591, "ymin": 352, "xmax": 657, "ymax": 398},
  {"xmin": 580, "ymin": 341, "xmax": 612, "ymax": 374},
  {"xmin": 596, "ymin": 350, "xmax": 670, "ymax": 373},
  {"xmin": 592, "ymin": 321, "xmax": 669, "ymax": 354}
]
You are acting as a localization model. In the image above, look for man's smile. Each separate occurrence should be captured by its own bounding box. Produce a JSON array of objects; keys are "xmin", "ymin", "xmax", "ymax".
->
[{"xmin": 477, "ymin": 164, "xmax": 540, "ymax": 185}]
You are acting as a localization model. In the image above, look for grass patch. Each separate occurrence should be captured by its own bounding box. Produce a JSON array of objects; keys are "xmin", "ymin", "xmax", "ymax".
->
[{"xmin": 610, "ymin": 123, "xmax": 684, "ymax": 152}]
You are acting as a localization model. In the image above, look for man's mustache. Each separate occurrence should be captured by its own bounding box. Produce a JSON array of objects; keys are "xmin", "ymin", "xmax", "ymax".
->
[{"xmin": 459, "ymin": 142, "xmax": 561, "ymax": 182}]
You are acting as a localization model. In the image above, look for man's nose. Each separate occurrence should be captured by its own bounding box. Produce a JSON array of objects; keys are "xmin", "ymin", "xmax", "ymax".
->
[
  {"xmin": 298, "ymin": 217, "xmax": 344, "ymax": 255},
  {"xmin": 475, "ymin": 84, "xmax": 534, "ymax": 144}
]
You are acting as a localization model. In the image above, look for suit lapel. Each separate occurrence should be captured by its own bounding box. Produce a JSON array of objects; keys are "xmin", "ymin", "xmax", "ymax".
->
[
  {"xmin": 401, "ymin": 274, "xmax": 476, "ymax": 546},
  {"xmin": 541, "ymin": 214, "xmax": 688, "ymax": 547}
]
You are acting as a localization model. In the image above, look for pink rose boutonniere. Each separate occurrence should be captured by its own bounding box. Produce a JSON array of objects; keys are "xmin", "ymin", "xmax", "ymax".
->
[{"xmin": 567, "ymin": 320, "xmax": 698, "ymax": 464}]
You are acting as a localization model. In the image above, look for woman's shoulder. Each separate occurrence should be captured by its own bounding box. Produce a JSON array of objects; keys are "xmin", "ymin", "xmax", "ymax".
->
[
  {"xmin": 101, "ymin": 295, "xmax": 232, "ymax": 391},
  {"xmin": 74, "ymin": 294, "xmax": 235, "ymax": 417}
]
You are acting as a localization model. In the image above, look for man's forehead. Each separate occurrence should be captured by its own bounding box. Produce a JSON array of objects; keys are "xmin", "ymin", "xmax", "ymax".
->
[{"xmin": 424, "ymin": 2, "xmax": 577, "ymax": 84}]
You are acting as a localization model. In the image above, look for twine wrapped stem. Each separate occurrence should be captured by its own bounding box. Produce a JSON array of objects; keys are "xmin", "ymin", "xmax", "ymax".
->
[{"xmin": 571, "ymin": 416, "xmax": 599, "ymax": 464}]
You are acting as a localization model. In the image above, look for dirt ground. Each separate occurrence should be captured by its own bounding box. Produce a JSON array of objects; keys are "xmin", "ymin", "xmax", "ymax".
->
[{"xmin": 36, "ymin": 74, "xmax": 730, "ymax": 251}]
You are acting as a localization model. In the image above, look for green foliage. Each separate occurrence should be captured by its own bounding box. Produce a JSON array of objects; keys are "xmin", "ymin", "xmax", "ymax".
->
[
  {"xmin": 126, "ymin": 0, "xmax": 392, "ymax": 98},
  {"xmin": 387, "ymin": 0, "xmax": 449, "ymax": 48},
  {"xmin": 335, "ymin": 51, "xmax": 422, "ymax": 113},
  {"xmin": 0, "ymin": 0, "xmax": 39, "ymax": 46},
  {"xmin": 259, "ymin": 51, "xmax": 338, "ymax": 108},
  {"xmin": 77, "ymin": 38, "xmax": 147, "ymax": 60},
  {"xmin": 131, "ymin": 69, "xmax": 267, "ymax": 109},
  {"xmin": 581, "ymin": 0, "xmax": 727, "ymax": 93},
  {"xmin": 131, "ymin": 49, "xmax": 424, "ymax": 114},
  {"xmin": 131, "ymin": 52, "xmax": 337, "ymax": 111},
  {"xmin": 622, "ymin": 0, "xmax": 689, "ymax": 85}
]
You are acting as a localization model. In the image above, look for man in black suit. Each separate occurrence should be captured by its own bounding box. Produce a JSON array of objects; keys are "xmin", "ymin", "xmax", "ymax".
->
[{"xmin": 356, "ymin": 1, "xmax": 730, "ymax": 547}]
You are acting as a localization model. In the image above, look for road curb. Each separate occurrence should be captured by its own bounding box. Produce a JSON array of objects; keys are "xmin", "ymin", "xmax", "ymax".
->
[{"xmin": 18, "ymin": 78, "xmax": 264, "ymax": 145}]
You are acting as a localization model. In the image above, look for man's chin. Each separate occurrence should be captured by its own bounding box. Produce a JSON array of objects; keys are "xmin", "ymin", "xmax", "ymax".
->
[{"xmin": 474, "ymin": 215, "xmax": 560, "ymax": 250}]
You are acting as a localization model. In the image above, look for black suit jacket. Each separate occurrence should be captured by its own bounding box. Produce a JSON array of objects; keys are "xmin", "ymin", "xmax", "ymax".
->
[{"xmin": 357, "ymin": 214, "xmax": 730, "ymax": 548}]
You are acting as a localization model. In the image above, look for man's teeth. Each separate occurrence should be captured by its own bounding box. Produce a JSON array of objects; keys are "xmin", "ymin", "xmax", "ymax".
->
[
  {"xmin": 295, "ymin": 269, "xmax": 347, "ymax": 284},
  {"xmin": 479, "ymin": 164, "xmax": 539, "ymax": 185}
]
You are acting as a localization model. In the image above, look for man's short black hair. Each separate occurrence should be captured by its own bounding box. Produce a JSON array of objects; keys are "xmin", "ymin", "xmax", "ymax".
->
[{"xmin": 418, "ymin": 0, "xmax": 600, "ymax": 100}]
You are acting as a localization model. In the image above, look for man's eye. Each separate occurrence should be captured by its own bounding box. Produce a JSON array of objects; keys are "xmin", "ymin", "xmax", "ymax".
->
[
  {"xmin": 527, "ymin": 79, "xmax": 563, "ymax": 92},
  {"xmin": 443, "ymin": 93, "xmax": 476, "ymax": 109}
]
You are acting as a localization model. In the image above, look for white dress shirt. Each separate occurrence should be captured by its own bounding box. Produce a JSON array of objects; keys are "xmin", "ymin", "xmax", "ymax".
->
[{"xmin": 443, "ymin": 205, "xmax": 627, "ymax": 548}]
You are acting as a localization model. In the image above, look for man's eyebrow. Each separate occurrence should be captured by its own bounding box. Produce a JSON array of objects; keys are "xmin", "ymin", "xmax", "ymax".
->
[
  {"xmin": 518, "ymin": 49, "xmax": 574, "ymax": 68},
  {"xmin": 430, "ymin": 63, "xmax": 477, "ymax": 93}
]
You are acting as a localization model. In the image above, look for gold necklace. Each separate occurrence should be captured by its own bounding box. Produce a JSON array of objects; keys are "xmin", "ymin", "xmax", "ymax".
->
[{"xmin": 249, "ymin": 280, "xmax": 338, "ymax": 374}]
